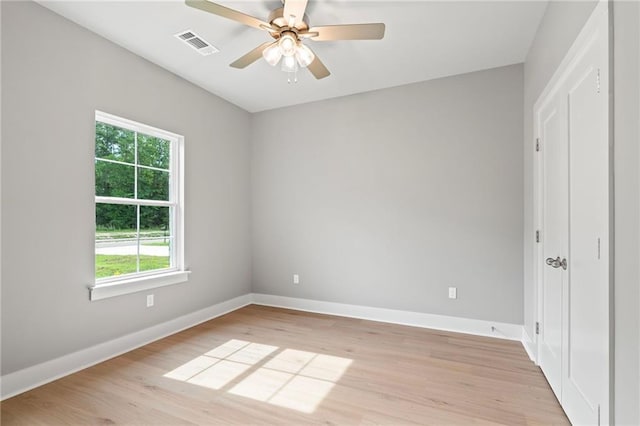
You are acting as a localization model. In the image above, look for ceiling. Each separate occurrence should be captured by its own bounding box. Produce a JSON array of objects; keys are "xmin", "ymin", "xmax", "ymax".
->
[{"xmin": 37, "ymin": 1, "xmax": 547, "ymax": 113}]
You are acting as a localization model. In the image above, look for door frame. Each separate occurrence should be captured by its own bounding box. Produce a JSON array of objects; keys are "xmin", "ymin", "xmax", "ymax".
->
[{"xmin": 532, "ymin": 0, "xmax": 612, "ymax": 422}]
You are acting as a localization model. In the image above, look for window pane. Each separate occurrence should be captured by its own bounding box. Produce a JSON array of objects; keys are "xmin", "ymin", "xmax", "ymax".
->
[
  {"xmin": 96, "ymin": 204, "xmax": 138, "ymax": 279},
  {"xmin": 138, "ymin": 168, "xmax": 169, "ymax": 201},
  {"xmin": 140, "ymin": 205, "xmax": 170, "ymax": 234},
  {"xmin": 139, "ymin": 237, "xmax": 171, "ymax": 273},
  {"xmin": 96, "ymin": 203, "xmax": 137, "ymax": 233},
  {"xmin": 138, "ymin": 133, "xmax": 170, "ymax": 169},
  {"xmin": 96, "ymin": 160, "xmax": 134, "ymax": 198},
  {"xmin": 95, "ymin": 122, "xmax": 135, "ymax": 164},
  {"xmin": 140, "ymin": 206, "xmax": 171, "ymax": 272}
]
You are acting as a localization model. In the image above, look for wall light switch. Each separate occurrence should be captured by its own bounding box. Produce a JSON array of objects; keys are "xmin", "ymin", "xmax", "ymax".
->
[
  {"xmin": 293, "ymin": 274, "xmax": 300, "ymax": 284},
  {"xmin": 147, "ymin": 294, "xmax": 154, "ymax": 307},
  {"xmin": 448, "ymin": 287, "xmax": 457, "ymax": 299}
]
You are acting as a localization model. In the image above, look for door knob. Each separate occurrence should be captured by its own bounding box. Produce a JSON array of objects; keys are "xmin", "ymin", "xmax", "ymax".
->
[{"xmin": 545, "ymin": 256, "xmax": 567, "ymax": 270}]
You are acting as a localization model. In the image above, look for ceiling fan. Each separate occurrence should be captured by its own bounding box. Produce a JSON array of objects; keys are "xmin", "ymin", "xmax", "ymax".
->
[{"xmin": 185, "ymin": 0, "xmax": 386, "ymax": 80}]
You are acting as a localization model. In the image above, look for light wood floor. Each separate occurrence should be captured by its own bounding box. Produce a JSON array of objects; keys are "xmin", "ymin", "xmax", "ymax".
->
[{"xmin": 1, "ymin": 305, "xmax": 569, "ymax": 425}]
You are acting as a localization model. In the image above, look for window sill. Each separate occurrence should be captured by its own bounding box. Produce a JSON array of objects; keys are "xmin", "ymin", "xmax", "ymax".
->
[{"xmin": 89, "ymin": 270, "xmax": 190, "ymax": 301}]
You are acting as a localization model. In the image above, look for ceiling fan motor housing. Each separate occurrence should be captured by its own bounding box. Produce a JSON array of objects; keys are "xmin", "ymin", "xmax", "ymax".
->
[{"xmin": 268, "ymin": 7, "xmax": 310, "ymax": 37}]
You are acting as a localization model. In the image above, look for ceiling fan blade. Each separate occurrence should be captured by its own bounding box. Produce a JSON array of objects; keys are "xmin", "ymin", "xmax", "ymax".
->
[
  {"xmin": 305, "ymin": 23, "xmax": 385, "ymax": 41},
  {"xmin": 230, "ymin": 42, "xmax": 274, "ymax": 69},
  {"xmin": 185, "ymin": 0, "xmax": 272, "ymax": 31},
  {"xmin": 307, "ymin": 53, "xmax": 330, "ymax": 80},
  {"xmin": 283, "ymin": 0, "xmax": 308, "ymax": 28}
]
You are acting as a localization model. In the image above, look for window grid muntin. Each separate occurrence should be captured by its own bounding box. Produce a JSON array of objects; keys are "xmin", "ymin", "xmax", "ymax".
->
[{"xmin": 95, "ymin": 157, "xmax": 170, "ymax": 173}]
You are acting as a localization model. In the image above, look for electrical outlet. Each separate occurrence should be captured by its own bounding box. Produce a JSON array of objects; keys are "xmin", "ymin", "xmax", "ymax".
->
[
  {"xmin": 293, "ymin": 274, "xmax": 300, "ymax": 284},
  {"xmin": 448, "ymin": 287, "xmax": 457, "ymax": 299},
  {"xmin": 146, "ymin": 294, "xmax": 154, "ymax": 307}
]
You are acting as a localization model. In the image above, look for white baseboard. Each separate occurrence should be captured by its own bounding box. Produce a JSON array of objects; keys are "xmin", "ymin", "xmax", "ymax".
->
[
  {"xmin": 521, "ymin": 327, "xmax": 537, "ymax": 363},
  {"xmin": 251, "ymin": 293, "xmax": 524, "ymax": 341},
  {"xmin": 0, "ymin": 294, "xmax": 252, "ymax": 401}
]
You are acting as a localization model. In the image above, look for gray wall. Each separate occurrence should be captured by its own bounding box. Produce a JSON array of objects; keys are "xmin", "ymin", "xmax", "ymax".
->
[
  {"xmin": 0, "ymin": 1, "xmax": 252, "ymax": 375},
  {"xmin": 523, "ymin": 1, "xmax": 640, "ymax": 424},
  {"xmin": 251, "ymin": 64, "xmax": 524, "ymax": 324},
  {"xmin": 613, "ymin": 2, "xmax": 640, "ymax": 424}
]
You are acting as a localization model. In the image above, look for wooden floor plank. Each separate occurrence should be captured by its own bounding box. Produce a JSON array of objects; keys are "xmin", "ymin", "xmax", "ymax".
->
[{"xmin": 1, "ymin": 305, "xmax": 569, "ymax": 425}]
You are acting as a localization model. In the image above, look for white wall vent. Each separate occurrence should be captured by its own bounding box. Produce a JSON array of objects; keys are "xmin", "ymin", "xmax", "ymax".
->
[{"xmin": 175, "ymin": 30, "xmax": 219, "ymax": 56}]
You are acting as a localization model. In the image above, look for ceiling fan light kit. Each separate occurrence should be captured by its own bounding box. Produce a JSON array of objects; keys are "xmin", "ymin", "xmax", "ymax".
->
[
  {"xmin": 185, "ymin": 0, "xmax": 385, "ymax": 81},
  {"xmin": 261, "ymin": 31, "xmax": 317, "ymax": 83},
  {"xmin": 262, "ymin": 30, "xmax": 316, "ymax": 82}
]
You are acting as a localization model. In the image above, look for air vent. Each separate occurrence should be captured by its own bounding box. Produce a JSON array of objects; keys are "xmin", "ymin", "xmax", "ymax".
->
[
  {"xmin": 178, "ymin": 31, "xmax": 196, "ymax": 40},
  {"xmin": 175, "ymin": 30, "xmax": 219, "ymax": 56}
]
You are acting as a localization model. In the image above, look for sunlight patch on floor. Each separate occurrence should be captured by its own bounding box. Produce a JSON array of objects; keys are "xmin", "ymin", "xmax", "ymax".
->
[
  {"xmin": 204, "ymin": 339, "xmax": 251, "ymax": 358},
  {"xmin": 163, "ymin": 340, "xmax": 352, "ymax": 413},
  {"xmin": 229, "ymin": 367, "xmax": 292, "ymax": 401},
  {"xmin": 187, "ymin": 360, "xmax": 251, "ymax": 390},
  {"xmin": 163, "ymin": 355, "xmax": 219, "ymax": 381}
]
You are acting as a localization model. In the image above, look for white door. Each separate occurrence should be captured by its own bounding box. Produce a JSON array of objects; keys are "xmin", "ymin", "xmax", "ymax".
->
[
  {"xmin": 538, "ymin": 93, "xmax": 567, "ymax": 402},
  {"xmin": 535, "ymin": 2, "xmax": 609, "ymax": 424},
  {"xmin": 562, "ymin": 10, "xmax": 609, "ymax": 424}
]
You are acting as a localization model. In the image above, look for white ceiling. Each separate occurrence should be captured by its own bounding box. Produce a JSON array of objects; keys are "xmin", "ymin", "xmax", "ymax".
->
[{"xmin": 37, "ymin": 0, "xmax": 547, "ymax": 112}]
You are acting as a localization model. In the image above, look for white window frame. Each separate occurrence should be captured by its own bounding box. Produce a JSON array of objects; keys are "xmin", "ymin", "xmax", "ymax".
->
[{"xmin": 90, "ymin": 111, "xmax": 188, "ymax": 301}]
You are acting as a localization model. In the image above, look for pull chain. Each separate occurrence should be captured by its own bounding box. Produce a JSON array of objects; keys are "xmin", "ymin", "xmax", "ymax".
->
[{"xmin": 287, "ymin": 68, "xmax": 298, "ymax": 84}]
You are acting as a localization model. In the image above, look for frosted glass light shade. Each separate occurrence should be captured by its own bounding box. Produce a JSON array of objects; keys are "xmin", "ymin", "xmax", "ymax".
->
[
  {"xmin": 262, "ymin": 43, "xmax": 282, "ymax": 66},
  {"xmin": 281, "ymin": 55, "xmax": 298, "ymax": 73},
  {"xmin": 278, "ymin": 33, "xmax": 297, "ymax": 57},
  {"xmin": 295, "ymin": 43, "xmax": 315, "ymax": 68}
]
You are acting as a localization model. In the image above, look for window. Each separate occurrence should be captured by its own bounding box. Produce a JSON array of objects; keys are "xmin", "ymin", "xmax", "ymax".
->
[{"xmin": 90, "ymin": 111, "xmax": 188, "ymax": 301}]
